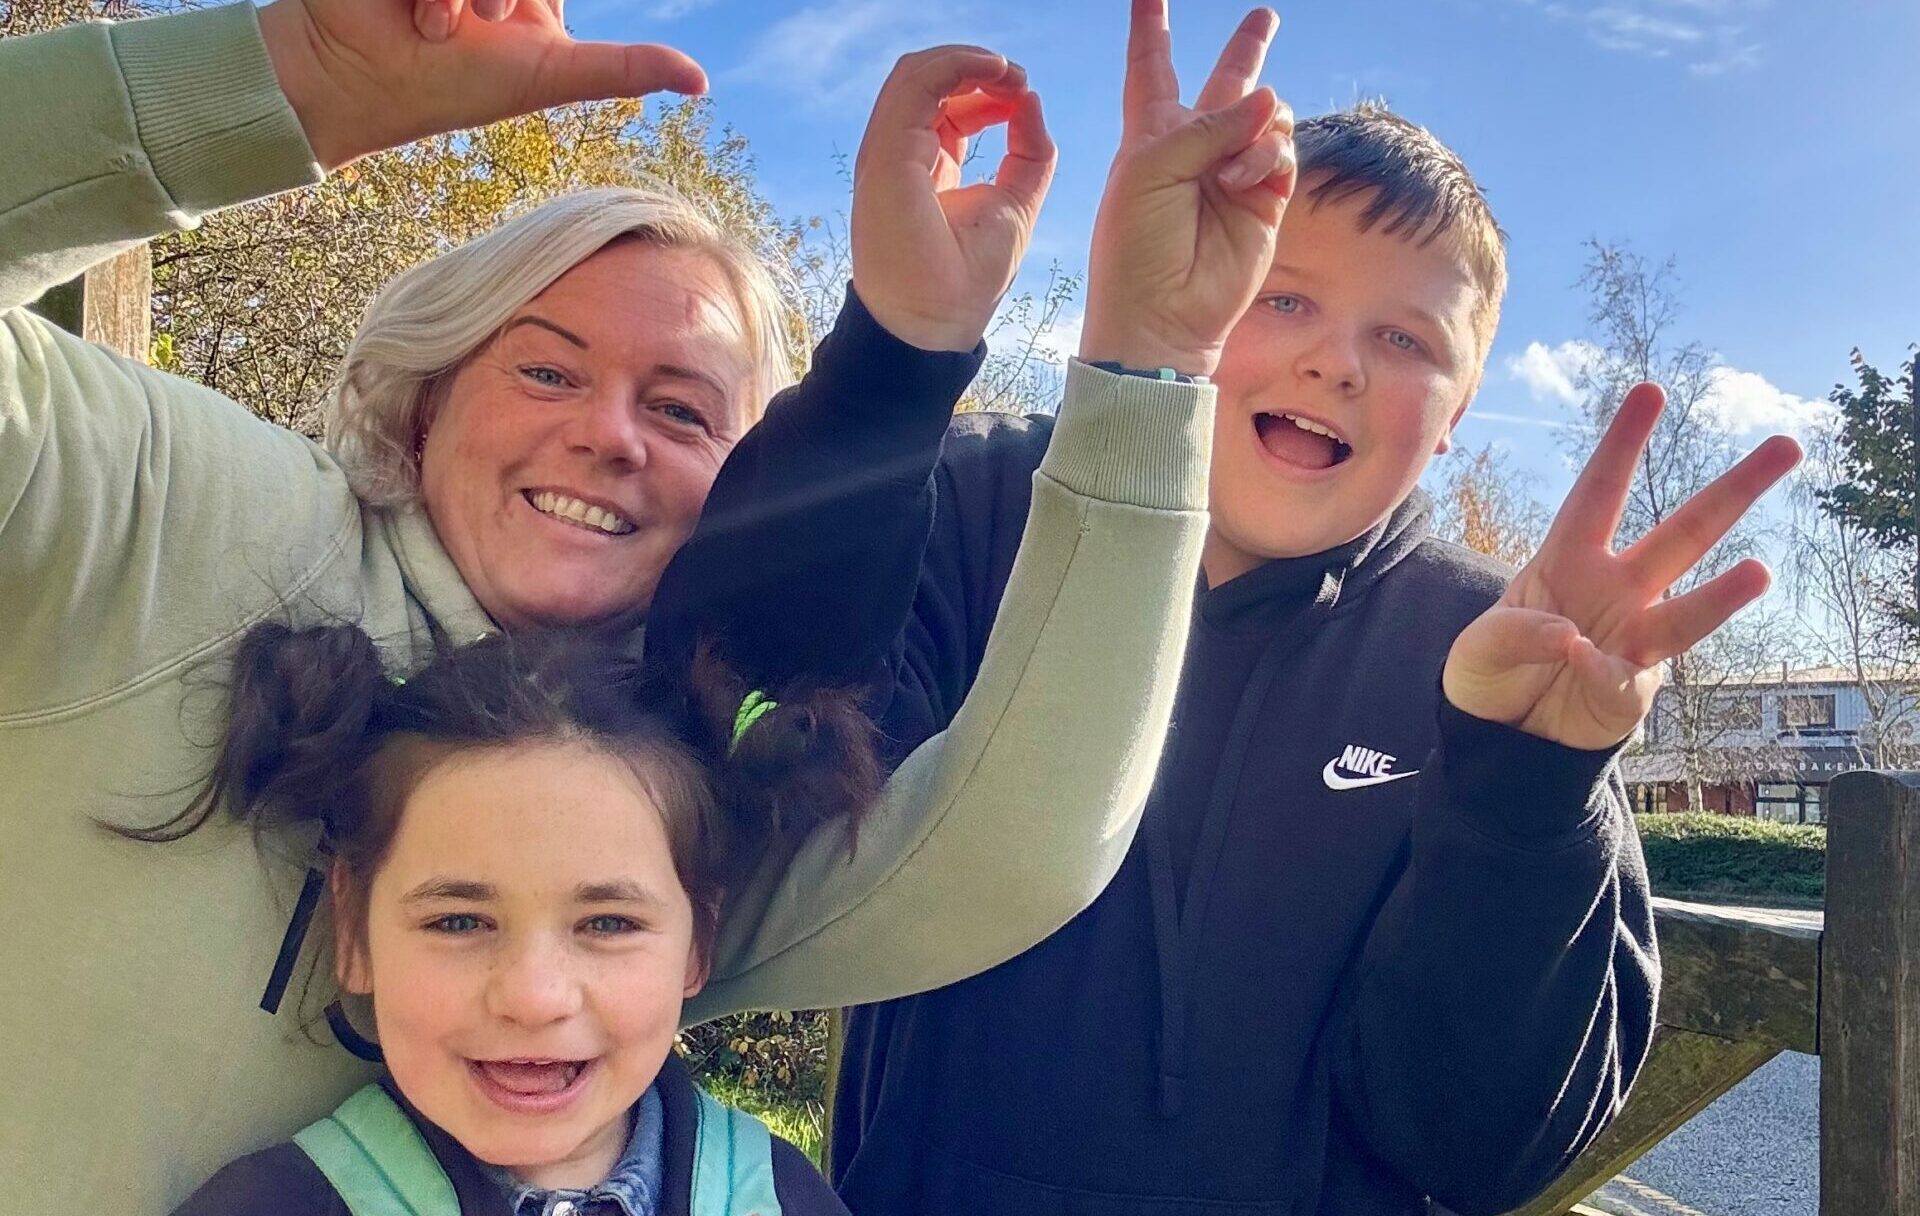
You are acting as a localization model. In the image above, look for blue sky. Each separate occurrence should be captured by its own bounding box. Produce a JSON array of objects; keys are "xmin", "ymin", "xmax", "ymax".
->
[{"xmin": 572, "ymin": 0, "xmax": 1918, "ymax": 509}]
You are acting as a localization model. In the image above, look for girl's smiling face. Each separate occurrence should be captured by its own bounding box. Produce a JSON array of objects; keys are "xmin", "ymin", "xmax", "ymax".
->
[{"xmin": 335, "ymin": 740, "xmax": 707, "ymax": 1191}]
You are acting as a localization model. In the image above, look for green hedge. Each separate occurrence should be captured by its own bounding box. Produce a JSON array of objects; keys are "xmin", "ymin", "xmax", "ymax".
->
[{"xmin": 1634, "ymin": 813, "xmax": 1826, "ymax": 902}]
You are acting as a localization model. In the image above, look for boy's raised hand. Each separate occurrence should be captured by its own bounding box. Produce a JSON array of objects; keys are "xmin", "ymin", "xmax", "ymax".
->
[
  {"xmin": 851, "ymin": 48, "xmax": 1058, "ymax": 353},
  {"xmin": 1442, "ymin": 384, "xmax": 1803, "ymax": 751},
  {"xmin": 257, "ymin": 0, "xmax": 705, "ymax": 170},
  {"xmin": 1078, "ymin": 1, "xmax": 1296, "ymax": 376}
]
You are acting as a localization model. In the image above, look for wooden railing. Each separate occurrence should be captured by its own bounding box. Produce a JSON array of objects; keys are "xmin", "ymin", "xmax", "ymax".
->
[{"xmin": 1508, "ymin": 770, "xmax": 1920, "ymax": 1215}]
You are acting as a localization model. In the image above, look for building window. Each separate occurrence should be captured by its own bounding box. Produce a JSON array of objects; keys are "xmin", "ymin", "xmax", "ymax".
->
[
  {"xmin": 1779, "ymin": 693, "xmax": 1837, "ymax": 734},
  {"xmin": 1714, "ymin": 693, "xmax": 1764, "ymax": 731}
]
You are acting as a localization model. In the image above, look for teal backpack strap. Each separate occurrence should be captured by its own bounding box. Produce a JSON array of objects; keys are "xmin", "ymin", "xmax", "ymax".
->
[
  {"xmin": 689, "ymin": 1086, "xmax": 783, "ymax": 1216},
  {"xmin": 292, "ymin": 1083, "xmax": 462, "ymax": 1216}
]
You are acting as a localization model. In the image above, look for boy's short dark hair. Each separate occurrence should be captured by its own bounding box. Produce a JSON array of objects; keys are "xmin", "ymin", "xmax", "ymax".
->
[{"xmin": 1296, "ymin": 101, "xmax": 1508, "ymax": 362}]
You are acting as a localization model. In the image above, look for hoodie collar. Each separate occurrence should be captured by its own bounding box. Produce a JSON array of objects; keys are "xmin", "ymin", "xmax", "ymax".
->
[{"xmin": 1198, "ymin": 491, "xmax": 1434, "ymax": 633}]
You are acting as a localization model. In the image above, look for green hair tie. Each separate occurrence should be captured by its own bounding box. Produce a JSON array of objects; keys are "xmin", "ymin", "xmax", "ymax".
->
[{"xmin": 731, "ymin": 690, "xmax": 778, "ymax": 753}]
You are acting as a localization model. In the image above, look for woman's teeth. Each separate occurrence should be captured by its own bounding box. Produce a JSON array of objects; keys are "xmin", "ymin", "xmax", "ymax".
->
[{"xmin": 528, "ymin": 491, "xmax": 636, "ymax": 536}]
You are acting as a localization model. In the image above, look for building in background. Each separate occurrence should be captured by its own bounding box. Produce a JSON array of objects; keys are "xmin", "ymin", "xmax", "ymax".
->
[{"xmin": 1623, "ymin": 666, "xmax": 1920, "ymax": 824}]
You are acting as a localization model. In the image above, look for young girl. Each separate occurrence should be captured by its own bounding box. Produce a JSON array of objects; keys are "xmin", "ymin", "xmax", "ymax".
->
[{"xmin": 163, "ymin": 622, "xmax": 873, "ymax": 1215}]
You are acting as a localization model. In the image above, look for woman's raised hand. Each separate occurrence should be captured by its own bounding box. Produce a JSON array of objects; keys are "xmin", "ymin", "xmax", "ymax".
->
[
  {"xmin": 850, "ymin": 46, "xmax": 1058, "ymax": 352},
  {"xmin": 256, "ymin": 0, "xmax": 706, "ymax": 170},
  {"xmin": 1079, "ymin": 1, "xmax": 1294, "ymax": 376}
]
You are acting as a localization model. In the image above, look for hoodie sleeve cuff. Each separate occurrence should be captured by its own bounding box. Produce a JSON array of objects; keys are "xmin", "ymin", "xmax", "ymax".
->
[
  {"xmin": 1438, "ymin": 697, "xmax": 1624, "ymax": 848},
  {"xmin": 1037, "ymin": 359, "xmax": 1214, "ymax": 513},
  {"xmin": 799, "ymin": 284, "xmax": 986, "ymax": 446},
  {"xmin": 108, "ymin": 3, "xmax": 321, "ymax": 218}
]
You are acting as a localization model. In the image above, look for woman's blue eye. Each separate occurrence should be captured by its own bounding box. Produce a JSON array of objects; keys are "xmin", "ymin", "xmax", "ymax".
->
[
  {"xmin": 429, "ymin": 913, "xmax": 485, "ymax": 934},
  {"xmin": 521, "ymin": 366, "xmax": 568, "ymax": 388},
  {"xmin": 582, "ymin": 915, "xmax": 639, "ymax": 935},
  {"xmin": 657, "ymin": 402, "xmax": 704, "ymax": 428}
]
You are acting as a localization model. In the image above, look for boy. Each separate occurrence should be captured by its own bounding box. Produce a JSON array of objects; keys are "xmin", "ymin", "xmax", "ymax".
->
[{"xmin": 821, "ymin": 6, "xmax": 1798, "ymax": 1215}]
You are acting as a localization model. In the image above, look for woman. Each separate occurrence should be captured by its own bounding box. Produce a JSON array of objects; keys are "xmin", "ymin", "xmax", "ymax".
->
[{"xmin": 0, "ymin": 0, "xmax": 1280, "ymax": 1210}]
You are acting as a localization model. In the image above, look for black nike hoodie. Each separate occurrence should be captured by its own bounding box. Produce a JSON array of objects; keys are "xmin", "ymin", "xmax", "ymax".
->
[{"xmin": 828, "ymin": 410, "xmax": 1660, "ymax": 1216}]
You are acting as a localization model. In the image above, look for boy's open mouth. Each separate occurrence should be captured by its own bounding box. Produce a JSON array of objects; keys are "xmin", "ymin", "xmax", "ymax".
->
[
  {"xmin": 471, "ymin": 1058, "xmax": 591, "ymax": 1096},
  {"xmin": 1254, "ymin": 412, "xmax": 1353, "ymax": 471}
]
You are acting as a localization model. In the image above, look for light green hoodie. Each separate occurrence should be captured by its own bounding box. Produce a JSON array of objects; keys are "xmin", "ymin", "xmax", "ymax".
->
[{"xmin": 0, "ymin": 4, "xmax": 1214, "ymax": 1209}]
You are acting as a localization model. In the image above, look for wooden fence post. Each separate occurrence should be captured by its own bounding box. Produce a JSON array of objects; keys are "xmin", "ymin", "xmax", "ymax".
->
[
  {"xmin": 25, "ymin": 245, "xmax": 151, "ymax": 361},
  {"xmin": 1820, "ymin": 770, "xmax": 1920, "ymax": 1213}
]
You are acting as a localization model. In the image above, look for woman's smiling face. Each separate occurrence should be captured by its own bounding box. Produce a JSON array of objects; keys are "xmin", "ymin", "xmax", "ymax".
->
[
  {"xmin": 335, "ymin": 740, "xmax": 707, "ymax": 1191},
  {"xmin": 418, "ymin": 239, "xmax": 759, "ymax": 632}
]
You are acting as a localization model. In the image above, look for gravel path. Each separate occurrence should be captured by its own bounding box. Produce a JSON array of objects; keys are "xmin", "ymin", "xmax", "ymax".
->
[{"xmin": 1590, "ymin": 1052, "xmax": 1818, "ymax": 1216}]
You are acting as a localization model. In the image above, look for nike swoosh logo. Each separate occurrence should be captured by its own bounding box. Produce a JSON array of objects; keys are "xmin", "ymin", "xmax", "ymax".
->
[{"xmin": 1322, "ymin": 760, "xmax": 1421, "ymax": 791}]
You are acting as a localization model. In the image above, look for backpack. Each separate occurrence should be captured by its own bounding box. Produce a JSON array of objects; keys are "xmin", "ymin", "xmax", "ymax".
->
[{"xmin": 293, "ymin": 1082, "xmax": 783, "ymax": 1216}]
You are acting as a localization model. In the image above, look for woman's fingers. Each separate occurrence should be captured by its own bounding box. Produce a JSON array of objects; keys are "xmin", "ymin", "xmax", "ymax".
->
[
  {"xmin": 1216, "ymin": 122, "xmax": 1296, "ymax": 194},
  {"xmin": 1123, "ymin": 0, "xmax": 1180, "ymax": 134},
  {"xmin": 413, "ymin": 0, "xmax": 456, "ymax": 41},
  {"xmin": 1194, "ymin": 8, "xmax": 1278, "ymax": 112},
  {"xmin": 1144, "ymin": 85, "xmax": 1278, "ymax": 188},
  {"xmin": 536, "ymin": 39, "xmax": 709, "ymax": 108}
]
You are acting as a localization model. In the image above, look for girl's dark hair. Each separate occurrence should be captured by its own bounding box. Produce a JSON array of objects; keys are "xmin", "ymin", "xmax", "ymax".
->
[{"xmin": 118, "ymin": 623, "xmax": 881, "ymax": 960}]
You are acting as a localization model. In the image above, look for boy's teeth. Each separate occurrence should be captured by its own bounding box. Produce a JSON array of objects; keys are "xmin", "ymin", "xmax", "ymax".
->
[
  {"xmin": 1285, "ymin": 414, "xmax": 1342, "ymax": 442},
  {"xmin": 529, "ymin": 491, "xmax": 635, "ymax": 535}
]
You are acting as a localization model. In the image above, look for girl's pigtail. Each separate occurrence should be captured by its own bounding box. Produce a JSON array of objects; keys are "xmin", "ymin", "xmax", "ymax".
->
[
  {"xmin": 690, "ymin": 645, "xmax": 882, "ymax": 857},
  {"xmin": 111, "ymin": 622, "xmax": 391, "ymax": 842}
]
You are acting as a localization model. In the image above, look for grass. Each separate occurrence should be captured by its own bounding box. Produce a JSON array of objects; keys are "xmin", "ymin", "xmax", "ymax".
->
[
  {"xmin": 700, "ymin": 1074, "xmax": 827, "ymax": 1166},
  {"xmin": 1635, "ymin": 813, "xmax": 1826, "ymax": 904}
]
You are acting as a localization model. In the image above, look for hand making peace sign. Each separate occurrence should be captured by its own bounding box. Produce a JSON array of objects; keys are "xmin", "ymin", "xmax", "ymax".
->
[{"xmin": 1079, "ymin": 1, "xmax": 1298, "ymax": 376}]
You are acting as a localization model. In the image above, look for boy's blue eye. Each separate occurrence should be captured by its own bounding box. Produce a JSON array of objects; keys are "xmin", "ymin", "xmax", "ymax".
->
[
  {"xmin": 1263, "ymin": 294, "xmax": 1301, "ymax": 315},
  {"xmin": 1384, "ymin": 330, "xmax": 1422, "ymax": 354},
  {"xmin": 582, "ymin": 914, "xmax": 640, "ymax": 935},
  {"xmin": 428, "ymin": 913, "xmax": 485, "ymax": 934}
]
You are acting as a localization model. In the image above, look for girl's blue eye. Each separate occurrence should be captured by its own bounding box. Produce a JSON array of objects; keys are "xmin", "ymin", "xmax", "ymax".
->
[
  {"xmin": 429, "ymin": 913, "xmax": 485, "ymax": 934},
  {"xmin": 1264, "ymin": 294, "xmax": 1301, "ymax": 315},
  {"xmin": 582, "ymin": 915, "xmax": 639, "ymax": 936}
]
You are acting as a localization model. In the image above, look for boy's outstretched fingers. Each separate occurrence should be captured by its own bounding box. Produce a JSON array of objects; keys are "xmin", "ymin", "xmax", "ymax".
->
[
  {"xmin": 1622, "ymin": 434, "xmax": 1802, "ymax": 589},
  {"xmin": 1635, "ymin": 557, "xmax": 1775, "ymax": 664},
  {"xmin": 1546, "ymin": 382, "xmax": 1665, "ymax": 550}
]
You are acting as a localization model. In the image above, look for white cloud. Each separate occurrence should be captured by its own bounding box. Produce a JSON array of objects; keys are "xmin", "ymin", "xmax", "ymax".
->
[
  {"xmin": 1467, "ymin": 408, "xmax": 1577, "ymax": 430},
  {"xmin": 724, "ymin": 0, "xmax": 954, "ymax": 110},
  {"xmin": 643, "ymin": 0, "xmax": 717, "ymax": 18},
  {"xmin": 1700, "ymin": 367, "xmax": 1834, "ymax": 437},
  {"xmin": 1519, "ymin": 0, "xmax": 1769, "ymax": 74},
  {"xmin": 1506, "ymin": 339, "xmax": 1604, "ymax": 405}
]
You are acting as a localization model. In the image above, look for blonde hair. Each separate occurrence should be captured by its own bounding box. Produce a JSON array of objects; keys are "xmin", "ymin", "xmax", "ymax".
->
[{"xmin": 325, "ymin": 185, "xmax": 800, "ymax": 507}]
